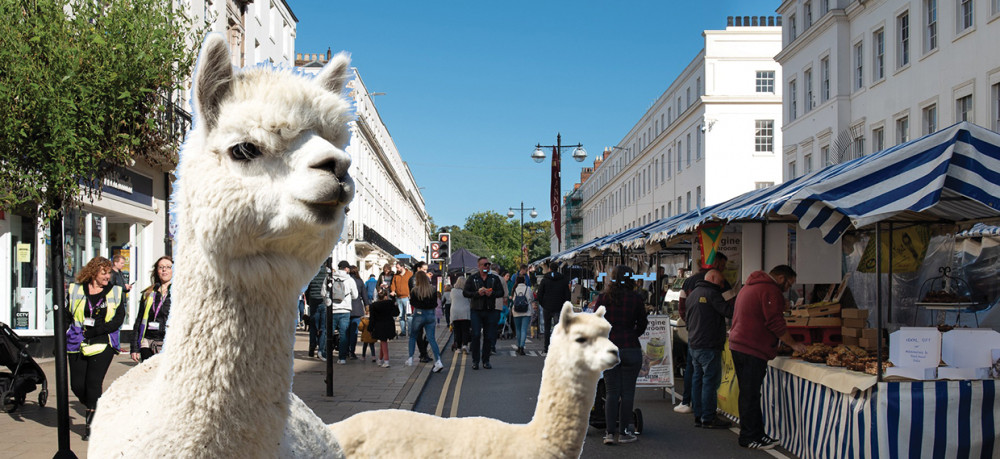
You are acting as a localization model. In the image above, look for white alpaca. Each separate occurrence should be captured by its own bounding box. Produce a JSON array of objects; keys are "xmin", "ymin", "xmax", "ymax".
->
[
  {"xmin": 329, "ymin": 302, "xmax": 620, "ymax": 458},
  {"xmin": 89, "ymin": 35, "xmax": 354, "ymax": 458}
]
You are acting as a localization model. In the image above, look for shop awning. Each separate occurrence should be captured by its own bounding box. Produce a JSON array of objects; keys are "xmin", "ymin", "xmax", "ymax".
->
[{"xmin": 956, "ymin": 222, "xmax": 1000, "ymax": 238}]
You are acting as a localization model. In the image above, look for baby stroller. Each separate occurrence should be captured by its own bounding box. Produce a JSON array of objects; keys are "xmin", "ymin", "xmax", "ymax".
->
[
  {"xmin": 0, "ymin": 322, "xmax": 48, "ymax": 413},
  {"xmin": 588, "ymin": 377, "xmax": 643, "ymax": 435}
]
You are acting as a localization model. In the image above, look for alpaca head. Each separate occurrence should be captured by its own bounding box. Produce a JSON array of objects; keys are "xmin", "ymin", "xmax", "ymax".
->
[
  {"xmin": 550, "ymin": 302, "xmax": 619, "ymax": 373},
  {"xmin": 176, "ymin": 34, "xmax": 354, "ymax": 269}
]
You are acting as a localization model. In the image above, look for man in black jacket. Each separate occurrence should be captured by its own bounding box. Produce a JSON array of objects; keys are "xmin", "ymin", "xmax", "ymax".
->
[
  {"xmin": 462, "ymin": 257, "xmax": 505, "ymax": 369},
  {"xmin": 534, "ymin": 261, "xmax": 570, "ymax": 353},
  {"xmin": 685, "ymin": 269, "xmax": 734, "ymax": 429}
]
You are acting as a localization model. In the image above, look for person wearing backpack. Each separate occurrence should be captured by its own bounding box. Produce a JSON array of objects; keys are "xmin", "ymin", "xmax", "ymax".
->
[
  {"xmin": 511, "ymin": 275, "xmax": 532, "ymax": 355},
  {"xmin": 306, "ymin": 261, "xmax": 330, "ymax": 358},
  {"xmin": 323, "ymin": 260, "xmax": 358, "ymax": 364}
]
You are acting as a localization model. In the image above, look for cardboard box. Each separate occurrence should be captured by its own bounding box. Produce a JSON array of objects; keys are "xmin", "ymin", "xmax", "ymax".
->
[
  {"xmin": 843, "ymin": 318, "xmax": 868, "ymax": 329},
  {"xmin": 937, "ymin": 366, "xmax": 991, "ymax": 380},
  {"xmin": 841, "ymin": 308, "xmax": 870, "ymax": 319},
  {"xmin": 885, "ymin": 366, "xmax": 937, "ymax": 380},
  {"xmin": 858, "ymin": 337, "xmax": 882, "ymax": 349},
  {"xmin": 841, "ymin": 327, "xmax": 862, "ymax": 338},
  {"xmin": 791, "ymin": 303, "xmax": 841, "ymax": 317},
  {"xmin": 860, "ymin": 328, "xmax": 878, "ymax": 341},
  {"xmin": 808, "ymin": 317, "xmax": 842, "ymax": 327},
  {"xmin": 842, "ymin": 335, "xmax": 859, "ymax": 346},
  {"xmin": 941, "ymin": 329, "xmax": 1000, "ymax": 368},
  {"xmin": 888, "ymin": 327, "xmax": 941, "ymax": 368},
  {"xmin": 786, "ymin": 317, "xmax": 809, "ymax": 327}
]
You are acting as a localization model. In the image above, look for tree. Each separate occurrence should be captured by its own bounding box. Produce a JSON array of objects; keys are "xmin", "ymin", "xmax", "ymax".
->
[{"xmin": 523, "ymin": 220, "xmax": 552, "ymax": 262}]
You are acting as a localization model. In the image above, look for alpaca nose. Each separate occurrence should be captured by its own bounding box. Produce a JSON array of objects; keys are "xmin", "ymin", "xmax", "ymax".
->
[
  {"xmin": 609, "ymin": 348, "xmax": 619, "ymax": 358},
  {"xmin": 311, "ymin": 151, "xmax": 350, "ymax": 179}
]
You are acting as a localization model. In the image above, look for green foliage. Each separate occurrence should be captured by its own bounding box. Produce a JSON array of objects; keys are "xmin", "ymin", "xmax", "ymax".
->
[
  {"xmin": 440, "ymin": 212, "xmax": 552, "ymax": 273},
  {"xmin": 0, "ymin": 0, "xmax": 201, "ymax": 219}
]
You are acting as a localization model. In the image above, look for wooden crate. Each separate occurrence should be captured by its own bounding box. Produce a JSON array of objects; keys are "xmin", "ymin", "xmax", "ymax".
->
[
  {"xmin": 808, "ymin": 316, "xmax": 843, "ymax": 327},
  {"xmin": 843, "ymin": 318, "xmax": 867, "ymax": 329},
  {"xmin": 841, "ymin": 326, "xmax": 862, "ymax": 338},
  {"xmin": 791, "ymin": 303, "xmax": 842, "ymax": 317},
  {"xmin": 841, "ymin": 308, "xmax": 870, "ymax": 319},
  {"xmin": 843, "ymin": 335, "xmax": 860, "ymax": 345},
  {"xmin": 858, "ymin": 337, "xmax": 883, "ymax": 350},
  {"xmin": 860, "ymin": 328, "xmax": 878, "ymax": 341},
  {"xmin": 786, "ymin": 316, "xmax": 810, "ymax": 327}
]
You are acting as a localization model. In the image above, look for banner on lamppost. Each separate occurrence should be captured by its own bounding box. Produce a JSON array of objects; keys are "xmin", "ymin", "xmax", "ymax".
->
[{"xmin": 551, "ymin": 146, "xmax": 561, "ymax": 247}]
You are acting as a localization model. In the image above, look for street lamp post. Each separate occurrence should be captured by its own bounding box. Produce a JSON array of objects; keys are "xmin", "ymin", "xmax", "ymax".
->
[
  {"xmin": 507, "ymin": 202, "xmax": 538, "ymax": 266},
  {"xmin": 531, "ymin": 133, "xmax": 586, "ymax": 252}
]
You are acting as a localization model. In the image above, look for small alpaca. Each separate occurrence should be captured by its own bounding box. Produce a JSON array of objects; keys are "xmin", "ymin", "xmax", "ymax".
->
[
  {"xmin": 330, "ymin": 302, "xmax": 620, "ymax": 458},
  {"xmin": 89, "ymin": 35, "xmax": 354, "ymax": 458}
]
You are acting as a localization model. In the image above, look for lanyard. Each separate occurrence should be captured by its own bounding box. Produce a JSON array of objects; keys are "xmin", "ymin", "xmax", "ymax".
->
[
  {"xmin": 86, "ymin": 297, "xmax": 105, "ymax": 318},
  {"xmin": 151, "ymin": 291, "xmax": 167, "ymax": 321}
]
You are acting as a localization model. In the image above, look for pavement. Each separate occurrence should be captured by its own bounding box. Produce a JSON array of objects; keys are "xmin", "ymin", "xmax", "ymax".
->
[{"xmin": 1, "ymin": 322, "xmax": 452, "ymax": 458}]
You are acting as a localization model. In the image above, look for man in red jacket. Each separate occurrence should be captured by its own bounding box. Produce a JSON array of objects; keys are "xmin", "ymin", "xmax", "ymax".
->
[{"xmin": 728, "ymin": 265, "xmax": 807, "ymax": 450}]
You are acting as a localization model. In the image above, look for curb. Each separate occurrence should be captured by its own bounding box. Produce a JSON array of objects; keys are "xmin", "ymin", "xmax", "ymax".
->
[{"xmin": 398, "ymin": 326, "xmax": 453, "ymax": 411}]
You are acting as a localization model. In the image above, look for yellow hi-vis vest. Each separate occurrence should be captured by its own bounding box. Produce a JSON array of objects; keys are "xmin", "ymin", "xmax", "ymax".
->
[
  {"xmin": 68, "ymin": 283, "xmax": 123, "ymax": 356},
  {"xmin": 136, "ymin": 286, "xmax": 170, "ymax": 344}
]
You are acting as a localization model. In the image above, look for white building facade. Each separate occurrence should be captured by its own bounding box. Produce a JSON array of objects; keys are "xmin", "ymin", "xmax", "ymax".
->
[
  {"xmin": 581, "ymin": 17, "xmax": 785, "ymax": 242},
  {"xmin": 776, "ymin": 0, "xmax": 1000, "ymax": 180}
]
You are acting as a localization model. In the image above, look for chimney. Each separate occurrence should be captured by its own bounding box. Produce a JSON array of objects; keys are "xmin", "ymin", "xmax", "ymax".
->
[
  {"xmin": 327, "ymin": 47, "xmax": 332, "ymax": 61},
  {"xmin": 296, "ymin": 53, "xmax": 302, "ymax": 60}
]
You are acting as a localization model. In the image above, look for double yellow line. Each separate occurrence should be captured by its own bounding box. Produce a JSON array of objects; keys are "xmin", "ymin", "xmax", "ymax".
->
[{"xmin": 434, "ymin": 351, "xmax": 467, "ymax": 418}]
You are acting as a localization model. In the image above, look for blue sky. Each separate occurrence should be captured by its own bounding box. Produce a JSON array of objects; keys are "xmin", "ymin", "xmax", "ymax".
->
[{"xmin": 293, "ymin": 0, "xmax": 779, "ymax": 229}]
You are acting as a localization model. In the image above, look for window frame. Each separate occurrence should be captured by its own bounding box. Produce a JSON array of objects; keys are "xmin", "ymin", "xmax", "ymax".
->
[
  {"xmin": 854, "ymin": 41, "xmax": 865, "ymax": 91},
  {"xmin": 755, "ymin": 120, "xmax": 775, "ymax": 153},
  {"xmin": 873, "ymin": 28, "xmax": 885, "ymax": 82},
  {"xmin": 924, "ymin": 0, "xmax": 938, "ymax": 53},
  {"xmin": 820, "ymin": 57, "xmax": 831, "ymax": 102},
  {"xmin": 756, "ymin": 70, "xmax": 776, "ymax": 93},
  {"xmin": 897, "ymin": 11, "xmax": 910, "ymax": 69}
]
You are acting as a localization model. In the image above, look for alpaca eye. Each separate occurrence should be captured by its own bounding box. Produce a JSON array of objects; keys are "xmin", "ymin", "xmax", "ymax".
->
[
  {"xmin": 575, "ymin": 337, "xmax": 587, "ymax": 343},
  {"xmin": 229, "ymin": 142, "xmax": 262, "ymax": 161}
]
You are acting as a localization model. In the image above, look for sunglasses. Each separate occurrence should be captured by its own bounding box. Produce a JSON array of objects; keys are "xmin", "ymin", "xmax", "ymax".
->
[{"xmin": 482, "ymin": 263, "xmax": 492, "ymax": 267}]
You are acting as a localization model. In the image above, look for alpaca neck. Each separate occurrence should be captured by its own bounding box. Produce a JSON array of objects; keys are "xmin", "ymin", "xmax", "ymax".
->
[{"xmin": 529, "ymin": 353, "xmax": 601, "ymax": 456}]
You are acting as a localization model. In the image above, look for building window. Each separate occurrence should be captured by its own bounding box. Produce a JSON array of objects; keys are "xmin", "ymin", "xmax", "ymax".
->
[
  {"xmin": 696, "ymin": 128, "xmax": 702, "ymax": 160},
  {"xmin": 789, "ymin": 79, "xmax": 798, "ymax": 120},
  {"xmin": 677, "ymin": 97, "xmax": 682, "ymax": 115},
  {"xmin": 677, "ymin": 197, "xmax": 682, "ymax": 214},
  {"xmin": 696, "ymin": 186, "xmax": 702, "ymax": 208},
  {"xmin": 821, "ymin": 0, "xmax": 829, "ymax": 16},
  {"xmin": 696, "ymin": 77, "xmax": 702, "ymax": 97},
  {"xmin": 755, "ymin": 120, "xmax": 775, "ymax": 152},
  {"xmin": 789, "ymin": 160, "xmax": 797, "ymax": 179},
  {"xmin": 994, "ymin": 0, "xmax": 1000, "ymax": 16},
  {"xmin": 668, "ymin": 149, "xmax": 672, "ymax": 177},
  {"xmin": 668, "ymin": 107, "xmax": 672, "ymax": 124},
  {"xmin": 956, "ymin": 94, "xmax": 973, "ymax": 122},
  {"xmin": 804, "ymin": 69, "xmax": 814, "ymax": 112},
  {"xmin": 686, "ymin": 87, "xmax": 691, "ymax": 108},
  {"xmin": 873, "ymin": 127, "xmax": 885, "ymax": 152},
  {"xmin": 820, "ymin": 145, "xmax": 830, "ymax": 167},
  {"xmin": 804, "ymin": 153, "xmax": 813, "ymax": 174},
  {"xmin": 676, "ymin": 142, "xmax": 682, "ymax": 171},
  {"xmin": 873, "ymin": 29, "xmax": 885, "ymax": 81},
  {"xmin": 686, "ymin": 192, "xmax": 692, "ymax": 212},
  {"xmin": 686, "ymin": 133, "xmax": 692, "ymax": 166},
  {"xmin": 754, "ymin": 70, "xmax": 775, "ymax": 94},
  {"xmin": 820, "ymin": 57, "xmax": 830, "ymax": 102},
  {"xmin": 804, "ymin": 1, "xmax": 813, "ymax": 28},
  {"xmin": 896, "ymin": 116, "xmax": 910, "ymax": 144},
  {"xmin": 755, "ymin": 181, "xmax": 774, "ymax": 189},
  {"xmin": 923, "ymin": 104, "xmax": 937, "ymax": 134},
  {"xmin": 897, "ymin": 12, "xmax": 910, "ymax": 68},
  {"xmin": 854, "ymin": 134, "xmax": 865, "ymax": 157},
  {"xmin": 789, "ymin": 14, "xmax": 797, "ymax": 41},
  {"xmin": 992, "ymin": 83, "xmax": 1000, "ymax": 131},
  {"xmin": 925, "ymin": 0, "xmax": 938, "ymax": 52},
  {"xmin": 958, "ymin": 0, "xmax": 974, "ymax": 31},
  {"xmin": 854, "ymin": 42, "xmax": 864, "ymax": 90},
  {"xmin": 668, "ymin": 202, "xmax": 672, "ymax": 216}
]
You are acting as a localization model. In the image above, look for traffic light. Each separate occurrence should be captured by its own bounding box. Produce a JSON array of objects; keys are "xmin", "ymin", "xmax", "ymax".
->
[{"xmin": 438, "ymin": 232, "xmax": 450, "ymax": 260}]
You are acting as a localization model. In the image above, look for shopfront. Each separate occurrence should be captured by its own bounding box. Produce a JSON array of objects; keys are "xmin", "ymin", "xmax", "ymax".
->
[{"xmin": 0, "ymin": 164, "xmax": 170, "ymax": 350}]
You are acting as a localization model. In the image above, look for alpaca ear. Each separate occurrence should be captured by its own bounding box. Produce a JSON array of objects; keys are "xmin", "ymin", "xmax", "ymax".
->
[
  {"xmin": 316, "ymin": 52, "xmax": 351, "ymax": 95},
  {"xmin": 559, "ymin": 301, "xmax": 575, "ymax": 330},
  {"xmin": 193, "ymin": 34, "xmax": 234, "ymax": 132},
  {"xmin": 593, "ymin": 305, "xmax": 606, "ymax": 318}
]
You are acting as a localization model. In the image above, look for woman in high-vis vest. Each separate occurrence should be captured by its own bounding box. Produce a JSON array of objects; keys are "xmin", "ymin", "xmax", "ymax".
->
[
  {"xmin": 65, "ymin": 256, "xmax": 125, "ymax": 439},
  {"xmin": 130, "ymin": 256, "xmax": 172, "ymax": 363}
]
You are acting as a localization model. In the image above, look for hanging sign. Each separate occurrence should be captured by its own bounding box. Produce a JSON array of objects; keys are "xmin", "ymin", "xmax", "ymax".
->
[
  {"xmin": 637, "ymin": 315, "xmax": 674, "ymax": 388},
  {"xmin": 16, "ymin": 243, "xmax": 31, "ymax": 263},
  {"xmin": 858, "ymin": 225, "xmax": 930, "ymax": 273},
  {"xmin": 698, "ymin": 223, "xmax": 725, "ymax": 269}
]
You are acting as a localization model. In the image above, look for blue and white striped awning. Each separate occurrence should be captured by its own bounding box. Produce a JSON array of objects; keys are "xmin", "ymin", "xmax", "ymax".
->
[{"xmin": 957, "ymin": 222, "xmax": 1000, "ymax": 238}]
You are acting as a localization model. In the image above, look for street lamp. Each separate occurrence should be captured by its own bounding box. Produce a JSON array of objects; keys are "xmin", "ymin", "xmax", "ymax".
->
[
  {"xmin": 531, "ymin": 133, "xmax": 586, "ymax": 252},
  {"xmin": 508, "ymin": 202, "xmax": 538, "ymax": 266}
]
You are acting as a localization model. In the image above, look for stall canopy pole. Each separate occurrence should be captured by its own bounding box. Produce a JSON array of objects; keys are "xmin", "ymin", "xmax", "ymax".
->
[
  {"xmin": 875, "ymin": 222, "xmax": 884, "ymax": 382},
  {"xmin": 888, "ymin": 222, "xmax": 894, "ymax": 323}
]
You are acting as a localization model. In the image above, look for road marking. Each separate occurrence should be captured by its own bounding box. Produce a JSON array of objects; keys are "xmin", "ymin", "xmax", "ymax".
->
[
  {"xmin": 449, "ymin": 353, "xmax": 467, "ymax": 418},
  {"xmin": 434, "ymin": 351, "xmax": 460, "ymax": 417}
]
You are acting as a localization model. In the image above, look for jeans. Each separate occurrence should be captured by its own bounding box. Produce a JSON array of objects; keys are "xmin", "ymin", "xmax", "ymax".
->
[
  {"xmin": 396, "ymin": 298, "xmax": 410, "ymax": 334},
  {"xmin": 604, "ymin": 347, "xmax": 642, "ymax": 435},
  {"xmin": 296, "ymin": 299, "xmax": 305, "ymax": 327},
  {"xmin": 682, "ymin": 346, "xmax": 694, "ymax": 405},
  {"xmin": 309, "ymin": 305, "xmax": 325, "ymax": 355},
  {"xmin": 689, "ymin": 348, "xmax": 723, "ymax": 422},
  {"xmin": 514, "ymin": 315, "xmax": 530, "ymax": 348},
  {"xmin": 320, "ymin": 312, "xmax": 351, "ymax": 359},
  {"xmin": 542, "ymin": 308, "xmax": 559, "ymax": 351},
  {"xmin": 409, "ymin": 309, "xmax": 441, "ymax": 360},
  {"xmin": 470, "ymin": 309, "xmax": 499, "ymax": 364},
  {"xmin": 731, "ymin": 349, "xmax": 769, "ymax": 445},
  {"xmin": 347, "ymin": 316, "xmax": 361, "ymax": 356}
]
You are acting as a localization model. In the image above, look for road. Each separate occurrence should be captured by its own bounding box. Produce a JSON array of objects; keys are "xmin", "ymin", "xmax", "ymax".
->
[{"xmin": 414, "ymin": 332, "xmax": 798, "ymax": 459}]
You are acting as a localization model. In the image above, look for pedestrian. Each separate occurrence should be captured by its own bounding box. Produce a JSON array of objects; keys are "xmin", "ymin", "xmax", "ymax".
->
[
  {"xmin": 408, "ymin": 262, "xmax": 432, "ymax": 362},
  {"xmin": 359, "ymin": 312, "xmax": 377, "ymax": 362},
  {"xmin": 347, "ymin": 265, "xmax": 370, "ymax": 360},
  {"xmin": 674, "ymin": 252, "xmax": 731, "ymax": 415},
  {"xmin": 462, "ymin": 257, "xmax": 504, "ymax": 370},
  {"xmin": 325, "ymin": 260, "xmax": 358, "ymax": 364},
  {"xmin": 377, "ymin": 263, "xmax": 394, "ymax": 295},
  {"xmin": 407, "ymin": 267, "xmax": 445, "ymax": 373},
  {"xmin": 109, "ymin": 254, "xmax": 133, "ymax": 305},
  {"xmin": 729, "ymin": 265, "xmax": 807, "ymax": 450},
  {"xmin": 510, "ymin": 275, "xmax": 532, "ymax": 355},
  {"xmin": 442, "ymin": 281, "xmax": 452, "ymax": 326},
  {"xmin": 449, "ymin": 276, "xmax": 472, "ymax": 353},
  {"xmin": 296, "ymin": 291, "xmax": 306, "ymax": 330},
  {"xmin": 535, "ymin": 261, "xmax": 570, "ymax": 353},
  {"xmin": 368, "ymin": 288, "xmax": 399, "ymax": 367},
  {"xmin": 390, "ymin": 262, "xmax": 413, "ymax": 336},
  {"xmin": 365, "ymin": 273, "xmax": 377, "ymax": 302},
  {"xmin": 130, "ymin": 256, "xmax": 173, "ymax": 363},
  {"xmin": 491, "ymin": 265, "xmax": 509, "ymax": 353},
  {"xmin": 591, "ymin": 265, "xmax": 648, "ymax": 446},
  {"xmin": 306, "ymin": 261, "xmax": 330, "ymax": 357},
  {"xmin": 684, "ymin": 269, "xmax": 734, "ymax": 429},
  {"xmin": 65, "ymin": 256, "xmax": 126, "ymax": 440}
]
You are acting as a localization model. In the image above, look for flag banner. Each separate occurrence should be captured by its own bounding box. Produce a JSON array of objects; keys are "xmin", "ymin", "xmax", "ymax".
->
[
  {"xmin": 550, "ymin": 146, "xmax": 561, "ymax": 245},
  {"xmin": 698, "ymin": 222, "xmax": 725, "ymax": 269}
]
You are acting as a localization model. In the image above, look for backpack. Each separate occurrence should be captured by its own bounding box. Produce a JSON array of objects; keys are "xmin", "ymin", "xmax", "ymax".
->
[
  {"xmin": 513, "ymin": 287, "xmax": 530, "ymax": 313},
  {"xmin": 330, "ymin": 276, "xmax": 348, "ymax": 303}
]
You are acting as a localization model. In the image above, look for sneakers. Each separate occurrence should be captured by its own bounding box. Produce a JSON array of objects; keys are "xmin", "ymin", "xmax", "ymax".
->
[
  {"xmin": 337, "ymin": 359, "xmax": 346, "ymax": 365},
  {"xmin": 482, "ymin": 362, "xmax": 492, "ymax": 369},
  {"xmin": 673, "ymin": 403, "xmax": 693, "ymax": 414},
  {"xmin": 405, "ymin": 357, "xmax": 414, "ymax": 366},
  {"xmin": 318, "ymin": 354, "xmax": 327, "ymax": 362},
  {"xmin": 602, "ymin": 433, "xmax": 616, "ymax": 445},
  {"xmin": 694, "ymin": 418, "xmax": 703, "ymax": 428},
  {"xmin": 472, "ymin": 363, "xmax": 479, "ymax": 370},
  {"xmin": 742, "ymin": 437, "xmax": 777, "ymax": 450},
  {"xmin": 700, "ymin": 418, "xmax": 733, "ymax": 429},
  {"xmin": 517, "ymin": 347, "xmax": 526, "ymax": 355},
  {"xmin": 432, "ymin": 360, "xmax": 445, "ymax": 373},
  {"xmin": 380, "ymin": 361, "xmax": 391, "ymax": 368},
  {"xmin": 616, "ymin": 433, "xmax": 638, "ymax": 444},
  {"xmin": 419, "ymin": 356, "xmax": 432, "ymax": 363},
  {"xmin": 376, "ymin": 359, "xmax": 383, "ymax": 366}
]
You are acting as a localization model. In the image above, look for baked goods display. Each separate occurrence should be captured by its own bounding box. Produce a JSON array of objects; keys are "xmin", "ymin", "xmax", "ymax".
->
[
  {"xmin": 920, "ymin": 290, "xmax": 971, "ymax": 303},
  {"xmin": 788, "ymin": 343, "xmax": 891, "ymax": 375},
  {"xmin": 793, "ymin": 343, "xmax": 833, "ymax": 363}
]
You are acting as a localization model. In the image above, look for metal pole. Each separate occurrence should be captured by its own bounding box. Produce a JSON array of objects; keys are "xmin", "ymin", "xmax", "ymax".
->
[
  {"xmin": 875, "ymin": 223, "xmax": 884, "ymax": 382},
  {"xmin": 50, "ymin": 204, "xmax": 77, "ymax": 458},
  {"xmin": 887, "ymin": 222, "xmax": 893, "ymax": 323},
  {"xmin": 326, "ymin": 301, "xmax": 334, "ymax": 396},
  {"xmin": 520, "ymin": 201, "xmax": 525, "ymax": 267},
  {"xmin": 555, "ymin": 134, "xmax": 561, "ymax": 253}
]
